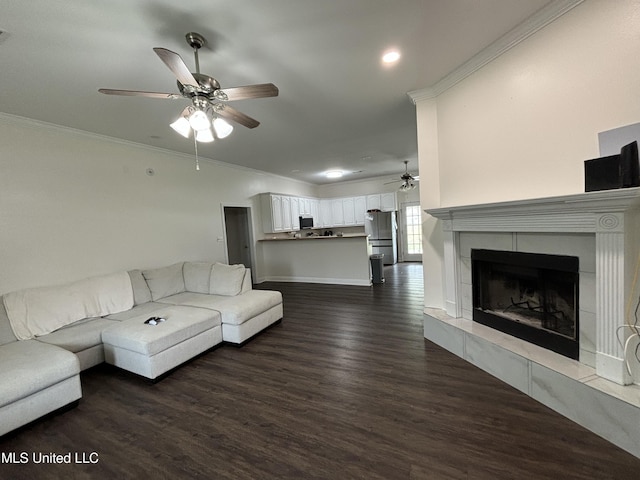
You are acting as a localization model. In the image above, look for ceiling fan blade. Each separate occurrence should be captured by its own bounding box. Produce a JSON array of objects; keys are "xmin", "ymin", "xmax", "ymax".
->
[
  {"xmin": 98, "ymin": 88, "xmax": 181, "ymax": 99},
  {"xmin": 216, "ymin": 104, "xmax": 260, "ymax": 129},
  {"xmin": 215, "ymin": 83, "xmax": 279, "ymax": 101},
  {"xmin": 153, "ymin": 47, "xmax": 199, "ymax": 88}
]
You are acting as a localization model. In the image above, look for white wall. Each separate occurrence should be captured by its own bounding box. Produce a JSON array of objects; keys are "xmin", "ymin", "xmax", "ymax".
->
[
  {"xmin": 428, "ymin": 0, "xmax": 640, "ymax": 207},
  {"xmin": 0, "ymin": 114, "xmax": 316, "ymax": 294},
  {"xmin": 316, "ymin": 175, "xmax": 420, "ymax": 204},
  {"xmin": 415, "ymin": 0, "xmax": 640, "ymax": 309}
]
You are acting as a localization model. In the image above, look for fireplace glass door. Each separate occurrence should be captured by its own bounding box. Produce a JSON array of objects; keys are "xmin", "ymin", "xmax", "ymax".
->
[{"xmin": 472, "ymin": 249, "xmax": 579, "ymax": 359}]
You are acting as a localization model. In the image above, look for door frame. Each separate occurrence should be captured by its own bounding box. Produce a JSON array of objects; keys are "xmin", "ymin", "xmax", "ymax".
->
[{"xmin": 221, "ymin": 204, "xmax": 257, "ymax": 282}]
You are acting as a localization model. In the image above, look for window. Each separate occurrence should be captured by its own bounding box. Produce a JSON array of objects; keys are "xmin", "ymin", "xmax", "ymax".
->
[{"xmin": 405, "ymin": 205, "xmax": 423, "ymax": 255}]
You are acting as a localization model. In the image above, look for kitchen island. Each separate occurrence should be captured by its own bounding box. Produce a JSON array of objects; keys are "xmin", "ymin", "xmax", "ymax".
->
[{"xmin": 257, "ymin": 234, "xmax": 372, "ymax": 286}]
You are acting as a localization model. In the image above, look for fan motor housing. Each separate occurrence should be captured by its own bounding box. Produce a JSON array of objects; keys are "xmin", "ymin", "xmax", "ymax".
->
[{"xmin": 177, "ymin": 73, "xmax": 220, "ymax": 97}]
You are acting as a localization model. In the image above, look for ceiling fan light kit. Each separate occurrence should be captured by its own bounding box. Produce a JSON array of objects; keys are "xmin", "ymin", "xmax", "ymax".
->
[{"xmin": 99, "ymin": 31, "xmax": 278, "ymax": 168}]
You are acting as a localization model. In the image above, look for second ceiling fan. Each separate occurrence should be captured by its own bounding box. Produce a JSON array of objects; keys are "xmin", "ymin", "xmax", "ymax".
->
[
  {"xmin": 386, "ymin": 161, "xmax": 419, "ymax": 191},
  {"xmin": 99, "ymin": 32, "xmax": 278, "ymax": 142}
]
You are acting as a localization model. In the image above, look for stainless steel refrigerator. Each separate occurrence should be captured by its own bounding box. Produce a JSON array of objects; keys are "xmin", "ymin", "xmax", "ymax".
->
[{"xmin": 365, "ymin": 211, "xmax": 397, "ymax": 265}]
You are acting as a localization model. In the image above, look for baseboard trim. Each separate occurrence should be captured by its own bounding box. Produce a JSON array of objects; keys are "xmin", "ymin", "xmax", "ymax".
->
[{"xmin": 257, "ymin": 276, "xmax": 372, "ymax": 286}]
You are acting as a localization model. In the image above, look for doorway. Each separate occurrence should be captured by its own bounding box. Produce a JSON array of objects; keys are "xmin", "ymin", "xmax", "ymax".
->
[
  {"xmin": 398, "ymin": 201, "xmax": 423, "ymax": 262},
  {"xmin": 223, "ymin": 206, "xmax": 253, "ymax": 271}
]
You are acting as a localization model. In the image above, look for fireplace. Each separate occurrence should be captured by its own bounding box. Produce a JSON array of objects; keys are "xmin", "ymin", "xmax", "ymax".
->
[{"xmin": 471, "ymin": 249, "xmax": 579, "ymax": 359}]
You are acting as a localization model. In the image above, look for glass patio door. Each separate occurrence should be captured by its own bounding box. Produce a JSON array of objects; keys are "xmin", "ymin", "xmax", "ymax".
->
[{"xmin": 399, "ymin": 202, "xmax": 422, "ymax": 262}]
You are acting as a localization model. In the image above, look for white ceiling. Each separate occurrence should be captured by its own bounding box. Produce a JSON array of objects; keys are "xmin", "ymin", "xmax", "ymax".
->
[{"xmin": 0, "ymin": 0, "xmax": 557, "ymax": 185}]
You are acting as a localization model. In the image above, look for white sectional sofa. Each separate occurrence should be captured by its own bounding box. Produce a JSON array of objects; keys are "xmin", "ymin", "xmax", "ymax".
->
[{"xmin": 0, "ymin": 261, "xmax": 283, "ymax": 437}]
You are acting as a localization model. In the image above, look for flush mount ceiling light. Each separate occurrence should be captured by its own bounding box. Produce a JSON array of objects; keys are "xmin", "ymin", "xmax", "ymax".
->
[
  {"xmin": 99, "ymin": 31, "xmax": 279, "ymax": 169},
  {"xmin": 325, "ymin": 170, "xmax": 344, "ymax": 179},
  {"xmin": 382, "ymin": 49, "xmax": 401, "ymax": 64}
]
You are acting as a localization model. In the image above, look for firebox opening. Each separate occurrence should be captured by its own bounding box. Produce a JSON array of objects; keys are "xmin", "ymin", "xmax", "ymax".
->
[{"xmin": 471, "ymin": 249, "xmax": 579, "ymax": 360}]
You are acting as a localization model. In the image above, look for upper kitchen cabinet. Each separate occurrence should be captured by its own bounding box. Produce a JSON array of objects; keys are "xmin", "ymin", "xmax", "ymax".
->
[
  {"xmin": 261, "ymin": 193, "xmax": 297, "ymax": 233},
  {"xmin": 290, "ymin": 196, "xmax": 300, "ymax": 230},
  {"xmin": 366, "ymin": 193, "xmax": 397, "ymax": 212},
  {"xmin": 354, "ymin": 196, "xmax": 367, "ymax": 224},
  {"xmin": 331, "ymin": 199, "xmax": 345, "ymax": 226},
  {"xmin": 319, "ymin": 199, "xmax": 332, "ymax": 228},
  {"xmin": 261, "ymin": 193, "xmax": 374, "ymax": 233}
]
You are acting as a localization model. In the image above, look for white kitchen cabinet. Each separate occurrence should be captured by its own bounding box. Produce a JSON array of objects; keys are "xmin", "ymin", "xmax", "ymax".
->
[
  {"xmin": 262, "ymin": 192, "xmax": 386, "ymax": 233},
  {"xmin": 354, "ymin": 196, "xmax": 366, "ymax": 225},
  {"xmin": 342, "ymin": 197, "xmax": 355, "ymax": 226},
  {"xmin": 281, "ymin": 195, "xmax": 292, "ymax": 231},
  {"xmin": 309, "ymin": 198, "xmax": 320, "ymax": 225},
  {"xmin": 366, "ymin": 194, "xmax": 381, "ymax": 211},
  {"xmin": 261, "ymin": 193, "xmax": 284, "ymax": 233},
  {"xmin": 366, "ymin": 193, "xmax": 397, "ymax": 212},
  {"xmin": 300, "ymin": 197, "xmax": 311, "ymax": 216},
  {"xmin": 319, "ymin": 199, "xmax": 332, "ymax": 227},
  {"xmin": 331, "ymin": 199, "xmax": 345, "ymax": 226},
  {"xmin": 271, "ymin": 195, "xmax": 283, "ymax": 231},
  {"xmin": 380, "ymin": 192, "xmax": 397, "ymax": 211}
]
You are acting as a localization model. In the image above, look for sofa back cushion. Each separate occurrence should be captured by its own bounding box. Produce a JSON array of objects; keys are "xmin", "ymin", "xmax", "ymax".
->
[
  {"xmin": 241, "ymin": 268, "xmax": 252, "ymax": 294},
  {"xmin": 183, "ymin": 262, "xmax": 214, "ymax": 293},
  {"xmin": 0, "ymin": 301, "xmax": 18, "ymax": 345},
  {"xmin": 142, "ymin": 262, "xmax": 186, "ymax": 301},
  {"xmin": 128, "ymin": 270, "xmax": 153, "ymax": 305},
  {"xmin": 209, "ymin": 263, "xmax": 246, "ymax": 296},
  {"xmin": 2, "ymin": 271, "xmax": 133, "ymax": 340}
]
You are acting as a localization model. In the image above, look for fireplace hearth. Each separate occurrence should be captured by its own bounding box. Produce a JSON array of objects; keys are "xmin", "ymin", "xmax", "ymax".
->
[{"xmin": 472, "ymin": 249, "xmax": 579, "ymax": 359}]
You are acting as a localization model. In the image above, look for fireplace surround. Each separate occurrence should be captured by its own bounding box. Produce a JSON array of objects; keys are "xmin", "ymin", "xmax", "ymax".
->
[{"xmin": 424, "ymin": 188, "xmax": 640, "ymax": 458}]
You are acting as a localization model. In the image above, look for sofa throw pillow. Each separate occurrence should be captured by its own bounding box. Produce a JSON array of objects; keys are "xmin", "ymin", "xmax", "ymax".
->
[
  {"xmin": 183, "ymin": 262, "xmax": 213, "ymax": 293},
  {"xmin": 128, "ymin": 269, "xmax": 152, "ymax": 305},
  {"xmin": 210, "ymin": 263, "xmax": 246, "ymax": 296},
  {"xmin": 142, "ymin": 262, "xmax": 186, "ymax": 301}
]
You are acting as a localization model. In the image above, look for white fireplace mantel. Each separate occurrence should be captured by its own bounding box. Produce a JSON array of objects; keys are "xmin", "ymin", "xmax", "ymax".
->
[{"xmin": 426, "ymin": 187, "xmax": 640, "ymax": 386}]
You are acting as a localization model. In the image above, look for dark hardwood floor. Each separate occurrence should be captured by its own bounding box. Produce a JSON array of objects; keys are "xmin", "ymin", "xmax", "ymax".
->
[{"xmin": 2, "ymin": 263, "xmax": 640, "ymax": 479}]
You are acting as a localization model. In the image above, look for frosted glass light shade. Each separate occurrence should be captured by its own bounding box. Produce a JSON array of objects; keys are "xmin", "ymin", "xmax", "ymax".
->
[
  {"xmin": 189, "ymin": 109, "xmax": 211, "ymax": 131},
  {"xmin": 170, "ymin": 117, "xmax": 191, "ymax": 138},
  {"xmin": 212, "ymin": 118, "xmax": 233, "ymax": 139},
  {"xmin": 195, "ymin": 128, "xmax": 214, "ymax": 143}
]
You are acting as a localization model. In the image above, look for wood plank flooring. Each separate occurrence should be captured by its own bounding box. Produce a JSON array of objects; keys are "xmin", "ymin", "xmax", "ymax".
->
[{"xmin": 2, "ymin": 263, "xmax": 640, "ymax": 479}]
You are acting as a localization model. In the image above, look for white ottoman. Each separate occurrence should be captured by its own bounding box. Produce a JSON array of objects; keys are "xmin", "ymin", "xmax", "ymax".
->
[{"xmin": 101, "ymin": 305, "xmax": 222, "ymax": 380}]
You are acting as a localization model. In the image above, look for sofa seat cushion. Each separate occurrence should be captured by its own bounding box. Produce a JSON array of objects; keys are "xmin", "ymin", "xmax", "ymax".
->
[
  {"xmin": 158, "ymin": 290, "xmax": 282, "ymax": 326},
  {"xmin": 105, "ymin": 302, "xmax": 169, "ymax": 321},
  {"xmin": 35, "ymin": 317, "xmax": 118, "ymax": 354},
  {"xmin": 101, "ymin": 305, "xmax": 221, "ymax": 356},
  {"xmin": 155, "ymin": 292, "xmax": 211, "ymax": 306},
  {"xmin": 0, "ymin": 340, "xmax": 80, "ymax": 408}
]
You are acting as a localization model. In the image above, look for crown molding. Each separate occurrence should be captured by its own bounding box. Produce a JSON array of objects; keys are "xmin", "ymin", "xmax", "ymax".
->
[
  {"xmin": 0, "ymin": 112, "xmax": 315, "ymax": 186},
  {"xmin": 408, "ymin": 0, "xmax": 584, "ymax": 104}
]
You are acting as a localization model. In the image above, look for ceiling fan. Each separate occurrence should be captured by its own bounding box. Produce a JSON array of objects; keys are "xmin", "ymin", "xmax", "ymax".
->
[
  {"xmin": 98, "ymin": 32, "xmax": 278, "ymax": 143},
  {"xmin": 386, "ymin": 161, "xmax": 419, "ymax": 191}
]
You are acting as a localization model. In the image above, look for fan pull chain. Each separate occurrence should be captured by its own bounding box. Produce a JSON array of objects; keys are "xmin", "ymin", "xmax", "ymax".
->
[{"xmin": 193, "ymin": 133, "xmax": 200, "ymax": 171}]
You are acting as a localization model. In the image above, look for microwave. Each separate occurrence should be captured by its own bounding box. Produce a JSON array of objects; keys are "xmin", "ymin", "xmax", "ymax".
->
[{"xmin": 299, "ymin": 216, "xmax": 314, "ymax": 229}]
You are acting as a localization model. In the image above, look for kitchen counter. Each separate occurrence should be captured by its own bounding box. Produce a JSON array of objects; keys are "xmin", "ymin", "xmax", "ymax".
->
[
  {"xmin": 257, "ymin": 234, "xmax": 372, "ymax": 286},
  {"xmin": 259, "ymin": 233, "xmax": 369, "ymax": 241}
]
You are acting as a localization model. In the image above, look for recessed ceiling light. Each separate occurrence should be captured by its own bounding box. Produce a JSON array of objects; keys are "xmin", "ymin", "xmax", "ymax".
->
[
  {"xmin": 325, "ymin": 170, "xmax": 343, "ymax": 179},
  {"xmin": 382, "ymin": 50, "xmax": 401, "ymax": 64}
]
